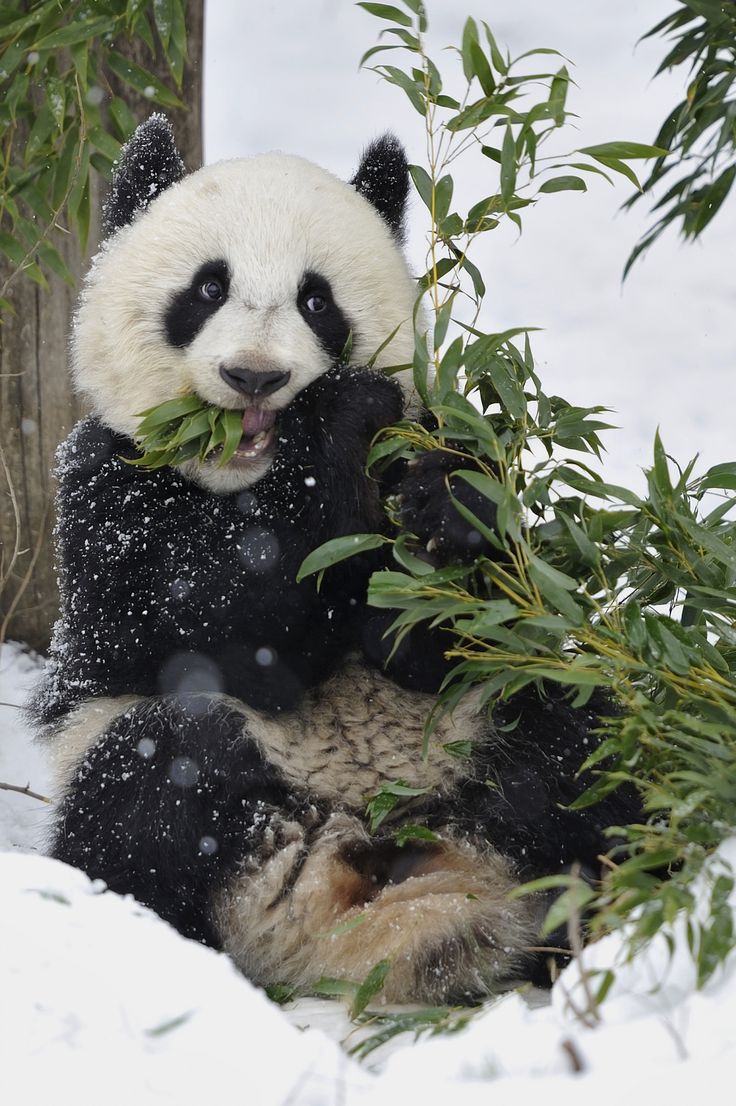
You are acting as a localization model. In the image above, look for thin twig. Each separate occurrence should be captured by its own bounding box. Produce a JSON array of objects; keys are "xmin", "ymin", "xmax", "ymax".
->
[
  {"xmin": 0, "ymin": 780, "xmax": 52, "ymax": 804},
  {"xmin": 0, "ymin": 441, "xmax": 22, "ymax": 595},
  {"xmin": 0, "ymin": 497, "xmax": 51, "ymax": 647},
  {"xmin": 567, "ymin": 862, "xmax": 601, "ymax": 1027}
]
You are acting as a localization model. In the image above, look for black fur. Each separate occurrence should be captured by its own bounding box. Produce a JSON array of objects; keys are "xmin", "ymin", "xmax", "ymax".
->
[
  {"xmin": 103, "ymin": 114, "xmax": 185, "ymax": 237},
  {"xmin": 51, "ymin": 694, "xmax": 309, "ymax": 943},
  {"xmin": 165, "ymin": 259, "xmax": 231, "ymax": 348},
  {"xmin": 351, "ymin": 133, "xmax": 410, "ymax": 242},
  {"xmin": 397, "ymin": 448, "xmax": 499, "ymax": 565},
  {"xmin": 298, "ymin": 271, "xmax": 352, "ymax": 360},
  {"xmin": 32, "ymin": 366, "xmax": 403, "ymax": 726}
]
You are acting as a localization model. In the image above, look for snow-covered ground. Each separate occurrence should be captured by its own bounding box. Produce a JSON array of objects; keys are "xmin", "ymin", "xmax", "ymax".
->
[{"xmin": 2, "ymin": 640, "xmax": 735, "ymax": 1104}]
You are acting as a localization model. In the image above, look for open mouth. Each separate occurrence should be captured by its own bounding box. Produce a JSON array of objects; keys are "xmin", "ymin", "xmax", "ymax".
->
[{"xmin": 232, "ymin": 407, "xmax": 277, "ymax": 461}]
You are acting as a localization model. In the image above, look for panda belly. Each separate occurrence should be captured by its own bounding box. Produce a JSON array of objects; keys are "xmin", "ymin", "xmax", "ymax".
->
[
  {"xmin": 46, "ymin": 665, "xmax": 542, "ymax": 1003},
  {"xmin": 243, "ymin": 659, "xmax": 486, "ymax": 808}
]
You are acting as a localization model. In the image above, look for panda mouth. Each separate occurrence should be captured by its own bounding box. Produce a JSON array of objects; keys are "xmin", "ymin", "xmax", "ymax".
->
[{"xmin": 232, "ymin": 407, "xmax": 277, "ymax": 460}]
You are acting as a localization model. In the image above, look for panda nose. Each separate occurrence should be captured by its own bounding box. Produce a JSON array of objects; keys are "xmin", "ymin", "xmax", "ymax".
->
[{"xmin": 219, "ymin": 365, "xmax": 291, "ymax": 399}]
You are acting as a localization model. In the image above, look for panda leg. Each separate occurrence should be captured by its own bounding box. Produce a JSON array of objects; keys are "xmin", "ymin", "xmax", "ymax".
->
[
  {"xmin": 216, "ymin": 815, "xmax": 544, "ymax": 1004},
  {"xmin": 49, "ymin": 694, "xmax": 308, "ymax": 945}
]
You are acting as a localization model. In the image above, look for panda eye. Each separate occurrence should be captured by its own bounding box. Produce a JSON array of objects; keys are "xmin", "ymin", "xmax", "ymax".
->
[
  {"xmin": 199, "ymin": 278, "xmax": 224, "ymax": 303},
  {"xmin": 304, "ymin": 293, "xmax": 327, "ymax": 314}
]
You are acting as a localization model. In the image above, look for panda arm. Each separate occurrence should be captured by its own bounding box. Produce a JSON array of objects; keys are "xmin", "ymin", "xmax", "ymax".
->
[
  {"xmin": 446, "ymin": 687, "xmax": 642, "ymax": 879},
  {"xmin": 31, "ymin": 418, "xmax": 179, "ymax": 723},
  {"xmin": 38, "ymin": 373, "xmax": 403, "ymax": 723},
  {"xmin": 354, "ymin": 417, "xmax": 507, "ymax": 691},
  {"xmin": 395, "ymin": 446, "xmax": 501, "ymax": 565}
]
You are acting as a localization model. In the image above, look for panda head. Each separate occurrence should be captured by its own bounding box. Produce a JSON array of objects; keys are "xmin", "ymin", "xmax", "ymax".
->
[{"xmin": 72, "ymin": 114, "xmax": 416, "ymax": 493}]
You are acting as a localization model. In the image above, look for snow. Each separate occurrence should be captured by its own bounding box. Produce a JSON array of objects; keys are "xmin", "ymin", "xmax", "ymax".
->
[
  {"xmin": 0, "ymin": 643, "xmax": 53, "ymax": 852},
  {"xmin": 3, "ymin": 0, "xmax": 736, "ymax": 1097},
  {"xmin": 2, "ymin": 640, "xmax": 735, "ymax": 1103}
]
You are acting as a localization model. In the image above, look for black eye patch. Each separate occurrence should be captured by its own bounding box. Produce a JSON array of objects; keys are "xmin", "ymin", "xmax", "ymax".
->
[
  {"xmin": 297, "ymin": 271, "xmax": 352, "ymax": 361},
  {"xmin": 165, "ymin": 260, "xmax": 231, "ymax": 348}
]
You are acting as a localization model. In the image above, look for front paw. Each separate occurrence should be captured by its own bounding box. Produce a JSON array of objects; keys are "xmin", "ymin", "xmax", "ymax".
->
[
  {"xmin": 291, "ymin": 365, "xmax": 404, "ymax": 447},
  {"xmin": 397, "ymin": 449, "xmax": 497, "ymax": 564}
]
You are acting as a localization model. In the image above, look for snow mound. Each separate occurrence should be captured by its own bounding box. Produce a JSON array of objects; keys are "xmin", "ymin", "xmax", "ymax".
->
[{"xmin": 0, "ymin": 851, "xmax": 369, "ymax": 1106}]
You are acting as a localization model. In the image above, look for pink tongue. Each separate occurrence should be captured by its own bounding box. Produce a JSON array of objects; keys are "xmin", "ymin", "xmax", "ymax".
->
[{"xmin": 241, "ymin": 408, "xmax": 276, "ymax": 437}]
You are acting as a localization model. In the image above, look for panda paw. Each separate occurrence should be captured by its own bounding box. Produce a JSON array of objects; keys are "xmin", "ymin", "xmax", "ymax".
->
[
  {"xmin": 396, "ymin": 449, "xmax": 498, "ymax": 565},
  {"xmin": 219, "ymin": 816, "xmax": 543, "ymax": 1004},
  {"xmin": 288, "ymin": 365, "xmax": 404, "ymax": 451}
]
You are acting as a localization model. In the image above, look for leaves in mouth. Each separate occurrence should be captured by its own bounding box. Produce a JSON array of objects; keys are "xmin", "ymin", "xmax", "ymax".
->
[{"xmin": 126, "ymin": 395, "xmax": 245, "ymax": 470}]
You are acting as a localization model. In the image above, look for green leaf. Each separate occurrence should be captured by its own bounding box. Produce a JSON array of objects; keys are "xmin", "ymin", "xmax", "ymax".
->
[
  {"xmin": 548, "ymin": 66, "xmax": 570, "ymax": 126},
  {"xmin": 392, "ymin": 534, "xmax": 435, "ymax": 576},
  {"xmin": 481, "ymin": 21, "xmax": 508, "ymax": 75},
  {"xmin": 538, "ymin": 175, "xmax": 587, "ymax": 193},
  {"xmin": 460, "ymin": 18, "xmax": 479, "ymax": 81},
  {"xmin": 699, "ymin": 462, "xmax": 736, "ymax": 492},
  {"xmin": 541, "ymin": 882, "xmax": 597, "ymax": 937},
  {"xmin": 311, "ymin": 976, "xmax": 359, "ymax": 997},
  {"xmin": 106, "ymin": 50, "xmax": 184, "ymax": 109},
  {"xmin": 500, "ymin": 125, "xmax": 516, "ymax": 204},
  {"xmin": 135, "ymin": 394, "xmax": 204, "ymax": 431},
  {"xmin": 144, "ymin": 1011, "xmax": 193, "ymax": 1037},
  {"xmin": 0, "ymin": 231, "xmax": 26, "ymax": 266},
  {"xmin": 357, "ymin": 3, "xmax": 414, "ymax": 26},
  {"xmin": 24, "ymin": 103, "xmax": 54, "ymax": 165},
  {"xmin": 297, "ymin": 533, "xmax": 388, "ymax": 582},
  {"xmin": 579, "ymin": 141, "xmax": 668, "ymax": 160},
  {"xmin": 218, "ymin": 408, "xmax": 244, "ymax": 467},
  {"xmin": 351, "ymin": 960, "xmax": 392, "ymax": 1018},
  {"xmin": 409, "ymin": 164, "xmax": 433, "ymax": 210},
  {"xmin": 90, "ymin": 128, "xmax": 122, "ymax": 163},
  {"xmin": 46, "ymin": 76, "xmax": 66, "ymax": 130},
  {"xmin": 442, "ymin": 740, "xmax": 473, "ymax": 759},
  {"xmin": 470, "ymin": 41, "xmax": 495, "ymax": 96},
  {"xmin": 434, "ymin": 174, "xmax": 453, "ymax": 222},
  {"xmin": 52, "ymin": 124, "xmax": 80, "ymax": 210},
  {"xmin": 35, "ymin": 16, "xmax": 115, "ymax": 50},
  {"xmin": 37, "ymin": 242, "xmax": 74, "ymax": 286},
  {"xmin": 318, "ymin": 914, "xmax": 368, "ymax": 939},
  {"xmin": 594, "ymin": 155, "xmax": 643, "ymax": 191},
  {"xmin": 394, "ymin": 824, "xmax": 441, "ymax": 846},
  {"xmin": 153, "ymin": 0, "xmax": 173, "ymax": 50},
  {"xmin": 108, "ymin": 95, "xmax": 137, "ymax": 141}
]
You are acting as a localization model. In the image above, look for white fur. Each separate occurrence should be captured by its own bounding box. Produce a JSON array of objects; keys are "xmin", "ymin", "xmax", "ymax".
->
[{"xmin": 73, "ymin": 154, "xmax": 417, "ymax": 494}]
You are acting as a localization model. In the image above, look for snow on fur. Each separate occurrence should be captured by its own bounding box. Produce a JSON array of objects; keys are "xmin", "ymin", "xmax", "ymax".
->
[{"xmin": 2, "ymin": 640, "xmax": 736, "ymax": 1104}]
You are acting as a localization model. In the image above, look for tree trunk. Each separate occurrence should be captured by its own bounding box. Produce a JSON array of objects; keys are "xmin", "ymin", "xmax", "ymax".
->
[{"xmin": 0, "ymin": 1, "xmax": 203, "ymax": 655}]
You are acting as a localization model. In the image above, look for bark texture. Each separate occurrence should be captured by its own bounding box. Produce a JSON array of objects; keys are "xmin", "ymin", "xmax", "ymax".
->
[{"xmin": 0, "ymin": 1, "xmax": 203, "ymax": 653}]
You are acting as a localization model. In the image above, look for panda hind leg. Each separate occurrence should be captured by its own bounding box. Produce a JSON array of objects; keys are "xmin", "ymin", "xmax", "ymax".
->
[
  {"xmin": 49, "ymin": 693, "xmax": 304, "ymax": 946},
  {"xmin": 216, "ymin": 814, "xmax": 544, "ymax": 1005}
]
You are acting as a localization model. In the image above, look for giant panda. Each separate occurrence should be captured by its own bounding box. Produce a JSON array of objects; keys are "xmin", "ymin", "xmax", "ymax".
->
[{"xmin": 31, "ymin": 115, "xmax": 638, "ymax": 1004}]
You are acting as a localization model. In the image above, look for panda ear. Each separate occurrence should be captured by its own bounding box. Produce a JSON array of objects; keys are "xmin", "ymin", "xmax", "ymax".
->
[
  {"xmin": 351, "ymin": 133, "xmax": 410, "ymax": 243},
  {"xmin": 102, "ymin": 114, "xmax": 186, "ymax": 238}
]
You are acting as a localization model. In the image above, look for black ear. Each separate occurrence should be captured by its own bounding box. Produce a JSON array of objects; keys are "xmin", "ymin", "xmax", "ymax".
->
[
  {"xmin": 102, "ymin": 114, "xmax": 186, "ymax": 237},
  {"xmin": 350, "ymin": 133, "xmax": 409, "ymax": 243}
]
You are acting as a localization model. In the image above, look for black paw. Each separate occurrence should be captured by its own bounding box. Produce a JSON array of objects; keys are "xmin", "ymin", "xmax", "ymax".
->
[
  {"xmin": 288, "ymin": 365, "xmax": 404, "ymax": 448},
  {"xmin": 397, "ymin": 449, "xmax": 498, "ymax": 565}
]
